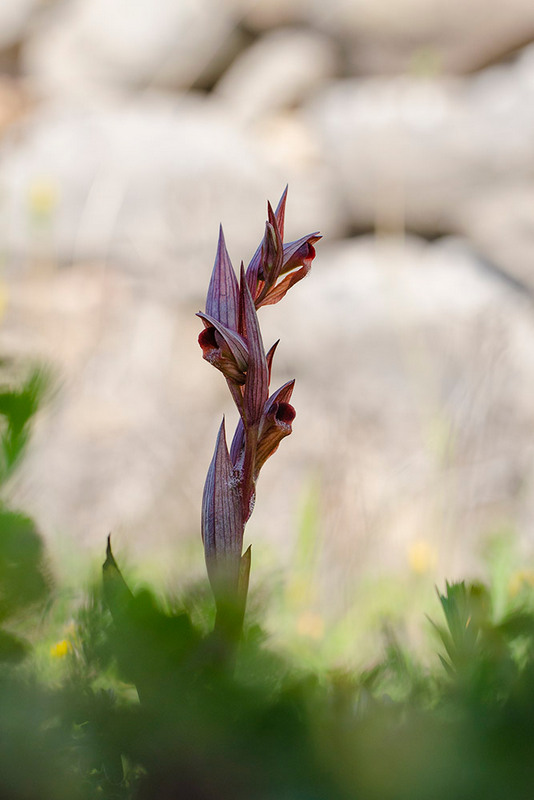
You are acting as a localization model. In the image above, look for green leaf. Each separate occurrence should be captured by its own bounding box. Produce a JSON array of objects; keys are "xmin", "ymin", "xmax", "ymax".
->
[
  {"xmin": 0, "ymin": 509, "xmax": 50, "ymax": 623},
  {"xmin": 0, "ymin": 628, "xmax": 29, "ymax": 663},
  {"xmin": 102, "ymin": 535, "xmax": 134, "ymax": 625},
  {"xmin": 0, "ymin": 367, "xmax": 51, "ymax": 483}
]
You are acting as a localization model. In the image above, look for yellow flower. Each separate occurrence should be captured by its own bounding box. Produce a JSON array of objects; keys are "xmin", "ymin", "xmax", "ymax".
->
[
  {"xmin": 408, "ymin": 539, "xmax": 437, "ymax": 575},
  {"xmin": 50, "ymin": 639, "xmax": 71, "ymax": 659}
]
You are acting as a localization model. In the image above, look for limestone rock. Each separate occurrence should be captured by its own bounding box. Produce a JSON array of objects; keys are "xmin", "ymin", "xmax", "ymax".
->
[
  {"xmin": 23, "ymin": 0, "xmax": 237, "ymax": 97},
  {"xmin": 215, "ymin": 28, "xmax": 338, "ymax": 124},
  {"xmin": 306, "ymin": 50, "xmax": 534, "ymax": 234},
  {"xmin": 307, "ymin": 0, "xmax": 534, "ymax": 74},
  {"xmin": 0, "ymin": 95, "xmax": 277, "ymax": 297},
  {"xmin": 227, "ymin": 0, "xmax": 534, "ymax": 73},
  {"xmin": 459, "ymin": 185, "xmax": 534, "ymax": 297},
  {"xmin": 0, "ymin": 0, "xmax": 39, "ymax": 50},
  {"xmin": 225, "ymin": 0, "xmax": 308, "ymax": 30},
  {"xmin": 261, "ymin": 235, "xmax": 534, "ymax": 586},
  {"xmin": 0, "ymin": 93, "xmax": 338, "ymax": 293}
]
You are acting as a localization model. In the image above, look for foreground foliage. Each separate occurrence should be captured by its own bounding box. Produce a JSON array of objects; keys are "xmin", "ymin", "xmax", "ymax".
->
[{"xmin": 2, "ymin": 561, "xmax": 534, "ymax": 800}]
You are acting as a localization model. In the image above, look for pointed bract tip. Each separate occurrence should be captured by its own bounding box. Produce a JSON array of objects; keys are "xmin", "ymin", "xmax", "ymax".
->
[
  {"xmin": 267, "ymin": 200, "xmax": 276, "ymax": 224},
  {"xmin": 104, "ymin": 533, "xmax": 118, "ymax": 571},
  {"xmin": 213, "ymin": 415, "xmax": 228, "ymax": 449}
]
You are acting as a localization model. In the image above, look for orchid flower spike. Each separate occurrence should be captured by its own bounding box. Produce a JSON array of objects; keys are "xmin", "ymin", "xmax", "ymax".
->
[{"xmin": 198, "ymin": 189, "xmax": 320, "ymax": 633}]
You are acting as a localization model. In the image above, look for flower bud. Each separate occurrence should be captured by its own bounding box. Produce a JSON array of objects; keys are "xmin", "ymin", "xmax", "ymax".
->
[
  {"xmin": 197, "ymin": 312, "xmax": 248, "ymax": 385},
  {"xmin": 198, "ymin": 327, "xmax": 246, "ymax": 385},
  {"xmin": 254, "ymin": 380, "xmax": 296, "ymax": 476},
  {"xmin": 202, "ymin": 419, "xmax": 244, "ymax": 600},
  {"xmin": 255, "ymin": 400, "xmax": 296, "ymax": 476}
]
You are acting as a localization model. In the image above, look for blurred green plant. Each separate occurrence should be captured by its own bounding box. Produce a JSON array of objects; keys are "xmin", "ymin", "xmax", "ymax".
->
[
  {"xmin": 0, "ymin": 367, "xmax": 49, "ymax": 483},
  {"xmin": 0, "ymin": 368, "xmax": 51, "ymax": 664}
]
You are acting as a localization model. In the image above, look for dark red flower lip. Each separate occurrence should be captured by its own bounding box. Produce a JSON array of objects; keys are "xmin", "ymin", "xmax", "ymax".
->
[
  {"xmin": 197, "ymin": 320, "xmax": 248, "ymax": 385},
  {"xmin": 198, "ymin": 326, "xmax": 218, "ymax": 351},
  {"xmin": 274, "ymin": 401, "xmax": 296, "ymax": 427}
]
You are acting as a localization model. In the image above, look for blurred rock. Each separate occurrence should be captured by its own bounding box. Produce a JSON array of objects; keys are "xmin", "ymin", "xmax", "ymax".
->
[
  {"xmin": 261, "ymin": 235, "xmax": 534, "ymax": 588},
  {"xmin": 0, "ymin": 78, "xmax": 30, "ymax": 137},
  {"xmin": 0, "ymin": 94, "xmax": 338, "ymax": 292},
  {"xmin": 212, "ymin": 28, "xmax": 345, "ymax": 241},
  {"xmin": 226, "ymin": 0, "xmax": 308, "ymax": 30},
  {"xmin": 228, "ymin": 0, "xmax": 534, "ymax": 73},
  {"xmin": 459, "ymin": 185, "xmax": 534, "ymax": 297},
  {"xmin": 306, "ymin": 49, "xmax": 534, "ymax": 235},
  {"xmin": 4, "ymin": 265, "xmax": 194, "ymax": 556},
  {"xmin": 23, "ymin": 0, "xmax": 238, "ymax": 97},
  {"xmin": 0, "ymin": 0, "xmax": 39, "ymax": 51},
  {"xmin": 307, "ymin": 0, "xmax": 534, "ymax": 74},
  {"xmin": 215, "ymin": 28, "xmax": 338, "ymax": 124}
]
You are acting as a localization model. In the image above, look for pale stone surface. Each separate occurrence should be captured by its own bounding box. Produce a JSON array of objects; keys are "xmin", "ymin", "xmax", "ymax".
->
[
  {"xmin": 0, "ymin": 78, "xmax": 30, "ymax": 136},
  {"xmin": 225, "ymin": 0, "xmax": 308, "ymax": 30},
  {"xmin": 22, "ymin": 0, "xmax": 237, "ymax": 96},
  {"xmin": 261, "ymin": 236, "xmax": 534, "ymax": 592},
  {"xmin": 0, "ymin": 0, "xmax": 39, "ymax": 50},
  {"xmin": 215, "ymin": 28, "xmax": 338, "ymax": 124},
  {"xmin": 307, "ymin": 0, "xmax": 534, "ymax": 74},
  {"xmin": 459, "ymin": 185, "xmax": 534, "ymax": 297},
  {"xmin": 0, "ymin": 95, "xmax": 282, "ymax": 289},
  {"xmin": 227, "ymin": 0, "xmax": 534, "ymax": 72},
  {"xmin": 0, "ymin": 94, "xmax": 338, "ymax": 294},
  {"xmin": 305, "ymin": 49, "xmax": 534, "ymax": 235}
]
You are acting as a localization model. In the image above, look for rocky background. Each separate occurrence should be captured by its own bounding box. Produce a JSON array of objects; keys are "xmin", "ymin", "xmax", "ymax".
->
[{"xmin": 2, "ymin": 0, "xmax": 534, "ymax": 609}]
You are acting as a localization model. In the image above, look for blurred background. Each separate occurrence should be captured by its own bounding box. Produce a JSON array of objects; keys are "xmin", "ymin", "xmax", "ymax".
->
[{"xmin": 2, "ymin": 0, "xmax": 534, "ymax": 658}]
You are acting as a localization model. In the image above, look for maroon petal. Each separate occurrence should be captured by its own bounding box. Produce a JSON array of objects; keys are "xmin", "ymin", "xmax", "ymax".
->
[
  {"xmin": 245, "ymin": 241, "xmax": 263, "ymax": 301},
  {"xmin": 198, "ymin": 327, "xmax": 245, "ymax": 385},
  {"xmin": 274, "ymin": 185, "xmax": 288, "ymax": 241},
  {"xmin": 206, "ymin": 225, "xmax": 240, "ymax": 331},
  {"xmin": 238, "ymin": 264, "xmax": 269, "ymax": 520},
  {"xmin": 260, "ymin": 216, "xmax": 281, "ymax": 283},
  {"xmin": 240, "ymin": 264, "xmax": 269, "ymax": 425},
  {"xmin": 266, "ymin": 339, "xmax": 280, "ymax": 383},
  {"xmin": 197, "ymin": 312, "xmax": 248, "ymax": 375},
  {"xmin": 255, "ymin": 233, "xmax": 321, "ymax": 308},
  {"xmin": 202, "ymin": 418, "xmax": 244, "ymax": 596},
  {"xmin": 257, "ymin": 265, "xmax": 308, "ymax": 307},
  {"xmin": 259, "ymin": 245, "xmax": 318, "ymax": 307},
  {"xmin": 255, "ymin": 398, "xmax": 296, "ymax": 476},
  {"xmin": 254, "ymin": 204, "xmax": 284, "ymax": 307},
  {"xmin": 230, "ymin": 418, "xmax": 245, "ymax": 469},
  {"xmin": 281, "ymin": 233, "xmax": 321, "ymax": 276},
  {"xmin": 266, "ymin": 378, "xmax": 295, "ymax": 408},
  {"xmin": 245, "ymin": 189, "xmax": 287, "ymax": 302},
  {"xmin": 227, "ymin": 380, "xmax": 246, "ymax": 422}
]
